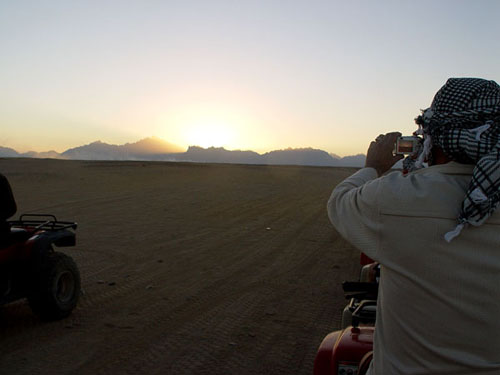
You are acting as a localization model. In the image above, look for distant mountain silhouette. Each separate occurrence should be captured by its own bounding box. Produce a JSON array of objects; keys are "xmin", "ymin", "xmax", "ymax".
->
[
  {"xmin": 62, "ymin": 137, "xmax": 183, "ymax": 160},
  {"xmin": 0, "ymin": 137, "xmax": 366, "ymax": 167},
  {"xmin": 0, "ymin": 146, "xmax": 60, "ymax": 159},
  {"xmin": 121, "ymin": 137, "xmax": 184, "ymax": 154},
  {"xmin": 174, "ymin": 146, "xmax": 365, "ymax": 167},
  {"xmin": 0, "ymin": 146, "xmax": 19, "ymax": 158},
  {"xmin": 263, "ymin": 148, "xmax": 337, "ymax": 166},
  {"xmin": 174, "ymin": 146, "xmax": 363, "ymax": 166}
]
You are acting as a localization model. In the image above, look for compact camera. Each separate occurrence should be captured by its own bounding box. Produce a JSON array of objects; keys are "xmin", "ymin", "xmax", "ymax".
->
[{"xmin": 393, "ymin": 136, "xmax": 421, "ymax": 155}]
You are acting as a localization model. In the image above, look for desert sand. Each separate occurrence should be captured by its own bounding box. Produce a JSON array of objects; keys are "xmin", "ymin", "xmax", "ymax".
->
[{"xmin": 0, "ymin": 158, "xmax": 360, "ymax": 375}]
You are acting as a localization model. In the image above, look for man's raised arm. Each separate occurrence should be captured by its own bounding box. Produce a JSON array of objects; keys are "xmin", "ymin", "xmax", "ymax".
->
[{"xmin": 327, "ymin": 132, "xmax": 403, "ymax": 260}]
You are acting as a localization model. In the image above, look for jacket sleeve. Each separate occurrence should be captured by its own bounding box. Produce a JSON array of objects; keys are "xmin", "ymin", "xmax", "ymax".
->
[
  {"xmin": 0, "ymin": 174, "xmax": 17, "ymax": 220},
  {"xmin": 327, "ymin": 168, "xmax": 382, "ymax": 260}
]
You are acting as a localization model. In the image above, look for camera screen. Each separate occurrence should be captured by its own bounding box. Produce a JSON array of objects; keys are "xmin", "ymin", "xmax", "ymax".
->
[{"xmin": 397, "ymin": 139, "xmax": 415, "ymax": 153}]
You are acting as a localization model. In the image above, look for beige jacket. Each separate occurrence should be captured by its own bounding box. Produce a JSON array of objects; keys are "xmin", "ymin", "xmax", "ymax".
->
[{"xmin": 328, "ymin": 162, "xmax": 500, "ymax": 375}]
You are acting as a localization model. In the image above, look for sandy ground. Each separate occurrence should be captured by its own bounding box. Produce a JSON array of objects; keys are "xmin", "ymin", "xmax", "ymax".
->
[{"xmin": 0, "ymin": 158, "xmax": 360, "ymax": 375}]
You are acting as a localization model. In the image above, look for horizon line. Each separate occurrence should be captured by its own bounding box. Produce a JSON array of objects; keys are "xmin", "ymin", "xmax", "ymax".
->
[{"xmin": 1, "ymin": 136, "xmax": 366, "ymax": 158}]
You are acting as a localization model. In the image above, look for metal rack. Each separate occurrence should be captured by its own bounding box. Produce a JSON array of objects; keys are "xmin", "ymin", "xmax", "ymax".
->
[{"xmin": 8, "ymin": 214, "xmax": 77, "ymax": 232}]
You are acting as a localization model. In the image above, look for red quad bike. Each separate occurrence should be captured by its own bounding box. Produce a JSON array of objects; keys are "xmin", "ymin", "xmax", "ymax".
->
[
  {"xmin": 314, "ymin": 254, "xmax": 380, "ymax": 375},
  {"xmin": 0, "ymin": 214, "xmax": 81, "ymax": 320}
]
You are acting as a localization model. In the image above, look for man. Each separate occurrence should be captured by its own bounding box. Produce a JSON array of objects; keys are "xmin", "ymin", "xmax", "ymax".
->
[
  {"xmin": 0, "ymin": 173, "xmax": 16, "ymax": 240},
  {"xmin": 328, "ymin": 78, "xmax": 500, "ymax": 374}
]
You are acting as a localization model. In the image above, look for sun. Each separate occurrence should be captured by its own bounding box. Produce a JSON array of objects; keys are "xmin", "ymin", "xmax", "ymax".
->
[{"xmin": 183, "ymin": 123, "xmax": 235, "ymax": 149}]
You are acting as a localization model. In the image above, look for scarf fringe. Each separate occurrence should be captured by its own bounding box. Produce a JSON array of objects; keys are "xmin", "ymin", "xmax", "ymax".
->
[
  {"xmin": 444, "ymin": 223, "xmax": 465, "ymax": 242},
  {"xmin": 469, "ymin": 122, "xmax": 491, "ymax": 141}
]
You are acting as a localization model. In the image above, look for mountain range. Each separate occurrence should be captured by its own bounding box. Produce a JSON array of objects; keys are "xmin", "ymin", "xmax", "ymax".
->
[{"xmin": 0, "ymin": 137, "xmax": 366, "ymax": 167}]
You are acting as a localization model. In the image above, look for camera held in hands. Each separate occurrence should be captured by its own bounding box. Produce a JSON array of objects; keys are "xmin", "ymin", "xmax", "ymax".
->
[{"xmin": 394, "ymin": 136, "xmax": 421, "ymax": 155}]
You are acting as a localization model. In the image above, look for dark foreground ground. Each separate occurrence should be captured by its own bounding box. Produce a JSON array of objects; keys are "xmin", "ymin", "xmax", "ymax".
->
[{"xmin": 0, "ymin": 158, "xmax": 359, "ymax": 375}]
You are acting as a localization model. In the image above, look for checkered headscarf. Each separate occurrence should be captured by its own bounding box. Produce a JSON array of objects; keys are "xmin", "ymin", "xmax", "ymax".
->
[{"xmin": 408, "ymin": 78, "xmax": 500, "ymax": 241}]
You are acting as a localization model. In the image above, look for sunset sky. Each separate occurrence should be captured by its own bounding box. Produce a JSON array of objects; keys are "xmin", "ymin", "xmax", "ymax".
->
[{"xmin": 1, "ymin": 1, "xmax": 500, "ymax": 156}]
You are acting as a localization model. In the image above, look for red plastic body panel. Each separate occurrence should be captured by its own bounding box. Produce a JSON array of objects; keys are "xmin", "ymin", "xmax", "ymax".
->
[
  {"xmin": 332, "ymin": 327, "xmax": 374, "ymax": 371},
  {"xmin": 314, "ymin": 326, "xmax": 374, "ymax": 375},
  {"xmin": 314, "ymin": 331, "xmax": 341, "ymax": 375},
  {"xmin": 360, "ymin": 253, "xmax": 374, "ymax": 266},
  {"xmin": 0, "ymin": 236, "xmax": 36, "ymax": 264}
]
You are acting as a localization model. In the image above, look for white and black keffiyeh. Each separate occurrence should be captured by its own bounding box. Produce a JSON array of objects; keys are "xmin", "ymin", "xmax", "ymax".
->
[{"xmin": 405, "ymin": 78, "xmax": 500, "ymax": 241}]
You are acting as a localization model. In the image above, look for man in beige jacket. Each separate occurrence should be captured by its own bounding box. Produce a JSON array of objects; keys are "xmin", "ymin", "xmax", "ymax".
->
[{"xmin": 328, "ymin": 78, "xmax": 500, "ymax": 375}]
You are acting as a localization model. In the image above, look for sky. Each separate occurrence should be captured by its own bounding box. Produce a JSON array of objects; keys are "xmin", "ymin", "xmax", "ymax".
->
[{"xmin": 1, "ymin": 0, "xmax": 500, "ymax": 156}]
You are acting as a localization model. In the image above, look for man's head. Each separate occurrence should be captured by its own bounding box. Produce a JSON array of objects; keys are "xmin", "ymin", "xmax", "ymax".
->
[
  {"xmin": 414, "ymin": 78, "xmax": 500, "ymax": 165},
  {"xmin": 408, "ymin": 77, "xmax": 500, "ymax": 238},
  {"xmin": 430, "ymin": 78, "xmax": 500, "ymax": 114}
]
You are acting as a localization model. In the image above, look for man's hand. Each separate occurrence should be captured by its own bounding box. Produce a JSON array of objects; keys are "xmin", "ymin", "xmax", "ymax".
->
[{"xmin": 365, "ymin": 132, "xmax": 404, "ymax": 176}]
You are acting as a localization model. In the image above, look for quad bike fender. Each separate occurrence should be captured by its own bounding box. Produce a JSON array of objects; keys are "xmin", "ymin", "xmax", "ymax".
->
[
  {"xmin": 38, "ymin": 229, "xmax": 75, "ymax": 248},
  {"xmin": 314, "ymin": 327, "xmax": 374, "ymax": 375},
  {"xmin": 314, "ymin": 330, "xmax": 342, "ymax": 375},
  {"xmin": 31, "ymin": 230, "xmax": 76, "ymax": 260}
]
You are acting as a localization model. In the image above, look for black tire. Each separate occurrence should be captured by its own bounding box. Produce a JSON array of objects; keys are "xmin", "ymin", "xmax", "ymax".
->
[{"xmin": 28, "ymin": 252, "xmax": 81, "ymax": 320}]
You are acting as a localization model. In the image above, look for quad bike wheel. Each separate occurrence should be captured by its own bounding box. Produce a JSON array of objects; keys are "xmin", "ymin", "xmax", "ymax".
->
[{"xmin": 28, "ymin": 252, "xmax": 81, "ymax": 320}]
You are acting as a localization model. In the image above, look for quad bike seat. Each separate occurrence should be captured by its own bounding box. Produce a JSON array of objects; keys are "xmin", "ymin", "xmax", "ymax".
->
[{"xmin": 9, "ymin": 227, "xmax": 31, "ymax": 243}]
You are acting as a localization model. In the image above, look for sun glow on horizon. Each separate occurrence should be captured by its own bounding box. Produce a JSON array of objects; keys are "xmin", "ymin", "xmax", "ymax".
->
[{"xmin": 181, "ymin": 122, "xmax": 236, "ymax": 149}]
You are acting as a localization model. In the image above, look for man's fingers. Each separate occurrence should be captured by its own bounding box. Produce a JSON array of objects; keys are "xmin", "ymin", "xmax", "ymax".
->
[
  {"xmin": 366, "ymin": 132, "xmax": 405, "ymax": 175},
  {"xmin": 373, "ymin": 132, "xmax": 402, "ymax": 147},
  {"xmin": 384, "ymin": 132, "xmax": 402, "ymax": 144},
  {"xmin": 386, "ymin": 131, "xmax": 402, "ymax": 137}
]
